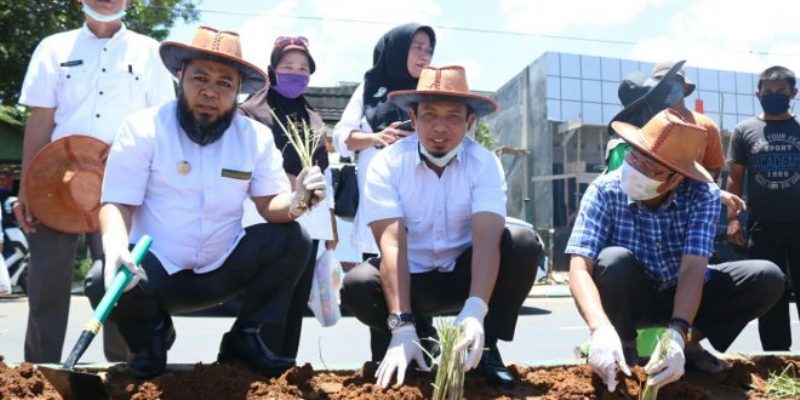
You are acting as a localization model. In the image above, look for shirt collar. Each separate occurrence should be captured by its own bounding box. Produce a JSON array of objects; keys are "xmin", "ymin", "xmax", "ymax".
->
[
  {"xmin": 80, "ymin": 22, "xmax": 127, "ymax": 41},
  {"xmin": 415, "ymin": 136, "xmax": 469, "ymax": 168}
]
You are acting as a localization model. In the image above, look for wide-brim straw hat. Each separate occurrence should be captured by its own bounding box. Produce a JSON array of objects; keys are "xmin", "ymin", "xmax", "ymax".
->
[
  {"xmin": 160, "ymin": 25, "xmax": 267, "ymax": 94},
  {"xmin": 389, "ymin": 65, "xmax": 499, "ymax": 117},
  {"xmin": 24, "ymin": 135, "xmax": 110, "ymax": 233},
  {"xmin": 611, "ymin": 109, "xmax": 712, "ymax": 183}
]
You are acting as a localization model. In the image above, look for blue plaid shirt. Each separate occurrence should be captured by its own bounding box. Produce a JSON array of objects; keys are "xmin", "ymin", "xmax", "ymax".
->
[{"xmin": 566, "ymin": 169, "xmax": 720, "ymax": 290}]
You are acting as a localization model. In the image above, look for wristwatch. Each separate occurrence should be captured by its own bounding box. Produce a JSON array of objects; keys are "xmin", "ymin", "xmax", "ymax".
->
[{"xmin": 387, "ymin": 313, "xmax": 415, "ymax": 330}]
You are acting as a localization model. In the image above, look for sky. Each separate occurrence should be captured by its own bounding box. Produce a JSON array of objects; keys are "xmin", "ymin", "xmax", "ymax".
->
[{"xmin": 165, "ymin": 0, "xmax": 800, "ymax": 92}]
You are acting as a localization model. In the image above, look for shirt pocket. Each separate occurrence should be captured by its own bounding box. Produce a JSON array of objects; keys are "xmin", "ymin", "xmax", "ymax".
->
[
  {"xmin": 57, "ymin": 64, "xmax": 92, "ymax": 107},
  {"xmin": 446, "ymin": 200, "xmax": 472, "ymax": 240},
  {"xmin": 110, "ymin": 61, "xmax": 148, "ymax": 107},
  {"xmin": 213, "ymin": 170, "xmax": 251, "ymax": 216}
]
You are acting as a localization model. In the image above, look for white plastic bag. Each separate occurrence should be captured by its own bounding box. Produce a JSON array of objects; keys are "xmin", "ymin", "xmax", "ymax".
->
[
  {"xmin": 0, "ymin": 256, "xmax": 11, "ymax": 295},
  {"xmin": 307, "ymin": 249, "xmax": 344, "ymax": 327}
]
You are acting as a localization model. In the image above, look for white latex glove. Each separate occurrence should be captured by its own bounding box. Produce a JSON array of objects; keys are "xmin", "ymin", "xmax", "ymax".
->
[
  {"xmin": 644, "ymin": 328, "xmax": 686, "ymax": 388},
  {"xmin": 103, "ymin": 244, "xmax": 140, "ymax": 293},
  {"xmin": 453, "ymin": 296, "xmax": 488, "ymax": 370},
  {"xmin": 289, "ymin": 166, "xmax": 326, "ymax": 217},
  {"xmin": 588, "ymin": 324, "xmax": 631, "ymax": 392},
  {"xmin": 375, "ymin": 325, "xmax": 430, "ymax": 388}
]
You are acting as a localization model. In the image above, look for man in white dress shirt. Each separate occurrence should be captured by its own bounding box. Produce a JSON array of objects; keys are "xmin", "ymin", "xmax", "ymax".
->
[
  {"xmin": 14, "ymin": 0, "xmax": 174, "ymax": 363},
  {"xmin": 341, "ymin": 66, "xmax": 542, "ymax": 389},
  {"xmin": 83, "ymin": 26, "xmax": 325, "ymax": 379}
]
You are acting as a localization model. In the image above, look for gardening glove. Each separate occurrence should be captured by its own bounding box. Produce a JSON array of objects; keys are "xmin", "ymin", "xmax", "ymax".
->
[
  {"xmin": 376, "ymin": 325, "xmax": 430, "ymax": 388},
  {"xmin": 453, "ymin": 296, "xmax": 489, "ymax": 371},
  {"xmin": 644, "ymin": 327, "xmax": 686, "ymax": 388},
  {"xmin": 289, "ymin": 166, "xmax": 326, "ymax": 217},
  {"xmin": 103, "ymin": 243, "xmax": 140, "ymax": 293},
  {"xmin": 588, "ymin": 324, "xmax": 631, "ymax": 392}
]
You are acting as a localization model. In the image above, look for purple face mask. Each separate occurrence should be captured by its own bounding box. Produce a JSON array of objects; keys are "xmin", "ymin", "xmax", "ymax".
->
[{"xmin": 273, "ymin": 72, "xmax": 310, "ymax": 99}]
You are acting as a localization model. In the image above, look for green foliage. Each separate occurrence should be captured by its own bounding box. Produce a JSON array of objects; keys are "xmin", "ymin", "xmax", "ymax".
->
[
  {"xmin": 766, "ymin": 364, "xmax": 800, "ymax": 399},
  {"xmin": 429, "ymin": 319, "xmax": 467, "ymax": 400},
  {"xmin": 0, "ymin": 105, "xmax": 27, "ymax": 127},
  {"xmin": 0, "ymin": 0, "xmax": 200, "ymax": 105},
  {"xmin": 640, "ymin": 329, "xmax": 672, "ymax": 400},
  {"xmin": 473, "ymin": 121, "xmax": 496, "ymax": 150}
]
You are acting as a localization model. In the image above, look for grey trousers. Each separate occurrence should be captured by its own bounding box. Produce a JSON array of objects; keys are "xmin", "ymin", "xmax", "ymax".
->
[
  {"xmin": 341, "ymin": 225, "xmax": 542, "ymax": 360},
  {"xmin": 24, "ymin": 225, "xmax": 129, "ymax": 363},
  {"xmin": 593, "ymin": 246, "xmax": 785, "ymax": 352},
  {"xmin": 84, "ymin": 223, "xmax": 312, "ymax": 354}
]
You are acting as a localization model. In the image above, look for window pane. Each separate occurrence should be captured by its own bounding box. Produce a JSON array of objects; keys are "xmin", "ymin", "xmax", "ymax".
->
[
  {"xmin": 736, "ymin": 94, "xmax": 753, "ymax": 115},
  {"xmin": 562, "ymin": 78, "xmax": 581, "ymax": 100},
  {"xmin": 601, "ymin": 57, "xmax": 621, "ymax": 81},
  {"xmin": 547, "ymin": 52, "xmax": 560, "ymax": 76},
  {"xmin": 698, "ymin": 68, "xmax": 719, "ymax": 91},
  {"xmin": 583, "ymin": 102, "xmax": 602, "ymax": 124},
  {"xmin": 562, "ymin": 100, "xmax": 581, "ymax": 121},
  {"xmin": 721, "ymin": 93, "xmax": 737, "ymax": 115},
  {"xmin": 719, "ymin": 71, "xmax": 736, "ymax": 93},
  {"xmin": 582, "ymin": 80, "xmax": 601, "ymax": 102},
  {"xmin": 639, "ymin": 62, "xmax": 655, "ymax": 74},
  {"xmin": 547, "ymin": 76, "xmax": 561, "ymax": 99},
  {"xmin": 736, "ymin": 72, "xmax": 753, "ymax": 94},
  {"xmin": 581, "ymin": 56, "xmax": 601, "ymax": 79},
  {"xmin": 621, "ymin": 60, "xmax": 639, "ymax": 78},
  {"xmin": 722, "ymin": 114, "xmax": 738, "ymax": 132},
  {"xmin": 684, "ymin": 67, "xmax": 699, "ymax": 89},
  {"xmin": 602, "ymin": 81, "xmax": 619, "ymax": 103},
  {"xmin": 697, "ymin": 90, "xmax": 719, "ymax": 112},
  {"xmin": 547, "ymin": 99, "xmax": 561, "ymax": 121},
  {"xmin": 685, "ymin": 90, "xmax": 699, "ymax": 110},
  {"xmin": 705, "ymin": 112, "xmax": 721, "ymax": 127},
  {"xmin": 603, "ymin": 104, "xmax": 622, "ymax": 123},
  {"xmin": 561, "ymin": 53, "xmax": 581, "ymax": 78}
]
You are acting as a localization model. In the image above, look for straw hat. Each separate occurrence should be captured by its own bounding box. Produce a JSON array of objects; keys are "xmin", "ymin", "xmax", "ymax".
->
[
  {"xmin": 388, "ymin": 66, "xmax": 499, "ymax": 117},
  {"xmin": 611, "ymin": 109, "xmax": 712, "ymax": 183},
  {"xmin": 24, "ymin": 135, "xmax": 110, "ymax": 233},
  {"xmin": 160, "ymin": 26, "xmax": 267, "ymax": 93}
]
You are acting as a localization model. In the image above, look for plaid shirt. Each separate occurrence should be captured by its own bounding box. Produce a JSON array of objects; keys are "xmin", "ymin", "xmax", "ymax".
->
[{"xmin": 566, "ymin": 169, "xmax": 720, "ymax": 290}]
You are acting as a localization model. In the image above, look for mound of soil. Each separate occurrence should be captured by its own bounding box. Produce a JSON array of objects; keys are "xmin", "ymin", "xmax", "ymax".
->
[{"xmin": 2, "ymin": 354, "xmax": 798, "ymax": 399}]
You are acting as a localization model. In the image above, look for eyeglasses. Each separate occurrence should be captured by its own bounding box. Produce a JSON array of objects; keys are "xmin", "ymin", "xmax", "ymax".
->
[{"xmin": 274, "ymin": 36, "xmax": 309, "ymax": 50}]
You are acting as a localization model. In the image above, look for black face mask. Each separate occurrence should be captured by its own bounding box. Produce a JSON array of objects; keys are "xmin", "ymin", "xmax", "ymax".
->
[
  {"xmin": 176, "ymin": 88, "xmax": 237, "ymax": 146},
  {"xmin": 759, "ymin": 93, "xmax": 792, "ymax": 116}
]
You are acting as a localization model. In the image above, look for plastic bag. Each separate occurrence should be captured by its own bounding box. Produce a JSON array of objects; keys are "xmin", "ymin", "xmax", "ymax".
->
[
  {"xmin": 307, "ymin": 249, "xmax": 344, "ymax": 327},
  {"xmin": 0, "ymin": 256, "xmax": 11, "ymax": 295}
]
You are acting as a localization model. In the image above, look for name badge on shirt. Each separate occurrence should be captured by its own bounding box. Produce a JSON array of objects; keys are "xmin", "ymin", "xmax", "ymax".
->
[
  {"xmin": 221, "ymin": 169, "xmax": 252, "ymax": 180},
  {"xmin": 60, "ymin": 60, "xmax": 83, "ymax": 67}
]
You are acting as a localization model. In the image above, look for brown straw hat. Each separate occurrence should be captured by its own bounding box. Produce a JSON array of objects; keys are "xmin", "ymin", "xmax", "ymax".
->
[
  {"xmin": 389, "ymin": 65, "xmax": 499, "ymax": 117},
  {"xmin": 24, "ymin": 135, "xmax": 110, "ymax": 233},
  {"xmin": 611, "ymin": 109, "xmax": 712, "ymax": 183},
  {"xmin": 160, "ymin": 26, "xmax": 267, "ymax": 93}
]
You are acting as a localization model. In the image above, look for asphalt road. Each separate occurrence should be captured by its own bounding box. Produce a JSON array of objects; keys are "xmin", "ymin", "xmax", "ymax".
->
[{"xmin": 0, "ymin": 295, "xmax": 797, "ymax": 369}]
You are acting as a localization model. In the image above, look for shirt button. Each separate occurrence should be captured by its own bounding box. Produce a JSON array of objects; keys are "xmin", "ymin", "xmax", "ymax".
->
[
  {"xmin": 96, "ymin": 114, "xmax": 100, "ymax": 118},
  {"xmin": 99, "ymin": 91, "xmax": 104, "ymax": 95},
  {"xmin": 103, "ymin": 47, "xmax": 107, "ymax": 51},
  {"xmin": 102, "ymin": 68, "xmax": 106, "ymax": 72}
]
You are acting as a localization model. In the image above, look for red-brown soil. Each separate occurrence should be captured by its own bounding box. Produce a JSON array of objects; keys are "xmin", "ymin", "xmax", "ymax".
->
[{"xmin": 2, "ymin": 355, "xmax": 798, "ymax": 399}]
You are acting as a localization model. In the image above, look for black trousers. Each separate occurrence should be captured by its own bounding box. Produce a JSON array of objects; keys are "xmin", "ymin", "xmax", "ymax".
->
[
  {"xmin": 593, "ymin": 246, "xmax": 784, "ymax": 352},
  {"xmin": 341, "ymin": 226, "xmax": 542, "ymax": 361},
  {"xmin": 85, "ymin": 223, "xmax": 312, "ymax": 353},
  {"xmin": 748, "ymin": 220, "xmax": 800, "ymax": 350}
]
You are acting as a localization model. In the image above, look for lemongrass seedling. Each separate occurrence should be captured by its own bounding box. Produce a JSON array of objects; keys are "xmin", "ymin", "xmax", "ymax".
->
[
  {"xmin": 765, "ymin": 364, "xmax": 800, "ymax": 399},
  {"xmin": 268, "ymin": 108, "xmax": 324, "ymax": 209},
  {"xmin": 424, "ymin": 318, "xmax": 467, "ymax": 400},
  {"xmin": 640, "ymin": 329, "xmax": 672, "ymax": 400}
]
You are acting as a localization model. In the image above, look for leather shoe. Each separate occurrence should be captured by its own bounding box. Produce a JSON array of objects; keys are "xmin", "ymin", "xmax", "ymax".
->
[
  {"xmin": 477, "ymin": 344, "xmax": 514, "ymax": 388},
  {"xmin": 129, "ymin": 319, "xmax": 176, "ymax": 379},
  {"xmin": 217, "ymin": 329, "xmax": 295, "ymax": 377}
]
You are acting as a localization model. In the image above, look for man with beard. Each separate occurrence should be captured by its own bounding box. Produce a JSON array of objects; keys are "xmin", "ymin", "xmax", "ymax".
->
[
  {"xmin": 83, "ymin": 26, "xmax": 324, "ymax": 379},
  {"xmin": 14, "ymin": 0, "xmax": 174, "ymax": 363}
]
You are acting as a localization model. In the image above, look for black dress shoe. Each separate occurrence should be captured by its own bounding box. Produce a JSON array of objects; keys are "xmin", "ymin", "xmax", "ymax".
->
[
  {"xmin": 217, "ymin": 329, "xmax": 295, "ymax": 377},
  {"xmin": 129, "ymin": 319, "xmax": 176, "ymax": 379},
  {"xmin": 477, "ymin": 344, "xmax": 514, "ymax": 388}
]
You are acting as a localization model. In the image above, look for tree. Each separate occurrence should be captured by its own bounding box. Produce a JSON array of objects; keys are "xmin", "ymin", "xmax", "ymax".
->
[{"xmin": 0, "ymin": 0, "xmax": 200, "ymax": 106}]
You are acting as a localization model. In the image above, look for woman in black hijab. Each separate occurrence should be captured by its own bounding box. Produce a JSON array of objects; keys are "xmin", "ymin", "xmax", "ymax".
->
[{"xmin": 332, "ymin": 22, "xmax": 436, "ymax": 364}]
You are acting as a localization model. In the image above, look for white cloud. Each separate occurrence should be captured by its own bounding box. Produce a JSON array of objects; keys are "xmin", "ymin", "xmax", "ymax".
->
[
  {"xmin": 498, "ymin": 0, "xmax": 664, "ymax": 33},
  {"xmin": 442, "ymin": 57, "xmax": 483, "ymax": 86}
]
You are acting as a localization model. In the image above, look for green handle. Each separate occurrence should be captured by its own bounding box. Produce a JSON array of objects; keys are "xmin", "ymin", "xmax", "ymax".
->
[{"xmin": 92, "ymin": 235, "xmax": 152, "ymax": 327}]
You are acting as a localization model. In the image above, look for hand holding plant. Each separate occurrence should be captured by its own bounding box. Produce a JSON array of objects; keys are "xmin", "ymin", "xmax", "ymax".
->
[{"xmin": 641, "ymin": 328, "xmax": 685, "ymax": 399}]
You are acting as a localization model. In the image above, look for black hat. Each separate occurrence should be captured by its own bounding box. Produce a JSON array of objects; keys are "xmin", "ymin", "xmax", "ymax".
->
[
  {"xmin": 651, "ymin": 60, "xmax": 695, "ymax": 96},
  {"xmin": 608, "ymin": 60, "xmax": 686, "ymax": 134}
]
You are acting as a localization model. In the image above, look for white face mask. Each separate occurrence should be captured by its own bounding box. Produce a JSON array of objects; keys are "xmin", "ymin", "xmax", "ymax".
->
[
  {"xmin": 620, "ymin": 159, "xmax": 664, "ymax": 200},
  {"xmin": 82, "ymin": 2, "xmax": 127, "ymax": 23},
  {"xmin": 419, "ymin": 141, "xmax": 463, "ymax": 168}
]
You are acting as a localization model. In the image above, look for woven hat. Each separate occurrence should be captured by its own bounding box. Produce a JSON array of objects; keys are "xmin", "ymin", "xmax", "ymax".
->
[
  {"xmin": 611, "ymin": 109, "xmax": 712, "ymax": 183},
  {"xmin": 24, "ymin": 135, "xmax": 110, "ymax": 233},
  {"xmin": 388, "ymin": 65, "xmax": 498, "ymax": 117},
  {"xmin": 160, "ymin": 26, "xmax": 267, "ymax": 93}
]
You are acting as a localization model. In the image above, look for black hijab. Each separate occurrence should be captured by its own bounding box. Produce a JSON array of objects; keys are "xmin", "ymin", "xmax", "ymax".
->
[{"xmin": 362, "ymin": 23, "xmax": 436, "ymax": 132}]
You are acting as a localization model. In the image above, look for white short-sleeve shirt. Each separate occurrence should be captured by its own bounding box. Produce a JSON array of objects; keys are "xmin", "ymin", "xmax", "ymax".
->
[
  {"xmin": 19, "ymin": 24, "xmax": 175, "ymax": 144},
  {"xmin": 363, "ymin": 135, "xmax": 507, "ymax": 274},
  {"xmin": 102, "ymin": 101, "xmax": 291, "ymax": 275}
]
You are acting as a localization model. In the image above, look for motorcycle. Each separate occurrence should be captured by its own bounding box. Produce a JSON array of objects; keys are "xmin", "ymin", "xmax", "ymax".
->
[{"xmin": 3, "ymin": 197, "xmax": 29, "ymax": 293}]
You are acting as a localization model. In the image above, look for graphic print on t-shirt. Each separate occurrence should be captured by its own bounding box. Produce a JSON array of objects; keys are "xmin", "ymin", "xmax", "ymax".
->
[{"xmin": 750, "ymin": 132, "xmax": 800, "ymax": 190}]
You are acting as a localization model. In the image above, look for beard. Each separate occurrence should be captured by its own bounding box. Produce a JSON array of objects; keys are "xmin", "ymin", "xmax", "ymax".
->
[{"xmin": 176, "ymin": 89, "xmax": 237, "ymax": 146}]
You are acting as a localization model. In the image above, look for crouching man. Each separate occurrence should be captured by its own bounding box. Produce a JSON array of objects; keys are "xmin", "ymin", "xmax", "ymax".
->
[
  {"xmin": 341, "ymin": 66, "xmax": 542, "ymax": 389},
  {"xmin": 567, "ymin": 109, "xmax": 784, "ymax": 392},
  {"xmin": 85, "ymin": 26, "xmax": 324, "ymax": 379}
]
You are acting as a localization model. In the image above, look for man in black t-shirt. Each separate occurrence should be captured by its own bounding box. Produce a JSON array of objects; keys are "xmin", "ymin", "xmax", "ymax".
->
[{"xmin": 727, "ymin": 65, "xmax": 799, "ymax": 351}]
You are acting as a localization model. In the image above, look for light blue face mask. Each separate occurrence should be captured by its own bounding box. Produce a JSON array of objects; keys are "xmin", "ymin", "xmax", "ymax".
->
[
  {"xmin": 419, "ymin": 141, "xmax": 464, "ymax": 168},
  {"xmin": 82, "ymin": 2, "xmax": 127, "ymax": 23}
]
